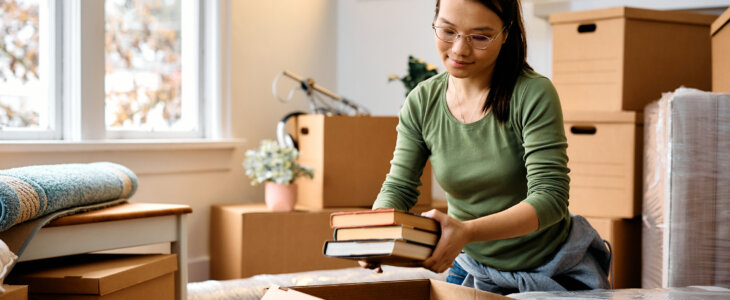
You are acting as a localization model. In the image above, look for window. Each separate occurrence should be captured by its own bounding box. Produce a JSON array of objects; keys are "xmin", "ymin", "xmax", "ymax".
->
[
  {"xmin": 105, "ymin": 0, "xmax": 200, "ymax": 136},
  {"xmin": 0, "ymin": 0, "xmax": 60, "ymax": 139},
  {"xmin": 0, "ymin": 0, "xmax": 219, "ymax": 140}
]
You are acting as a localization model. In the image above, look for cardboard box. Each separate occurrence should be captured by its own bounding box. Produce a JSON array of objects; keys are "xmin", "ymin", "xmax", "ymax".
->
[
  {"xmin": 550, "ymin": 6, "xmax": 714, "ymax": 111},
  {"xmin": 210, "ymin": 204, "xmax": 363, "ymax": 280},
  {"xmin": 431, "ymin": 198, "xmax": 448, "ymax": 215},
  {"xmin": 0, "ymin": 285, "xmax": 27, "ymax": 300},
  {"xmin": 712, "ymin": 7, "xmax": 730, "ymax": 93},
  {"xmin": 584, "ymin": 217, "xmax": 641, "ymax": 289},
  {"xmin": 263, "ymin": 279, "xmax": 512, "ymax": 300},
  {"xmin": 6, "ymin": 254, "xmax": 176, "ymax": 300},
  {"xmin": 294, "ymin": 115, "xmax": 432, "ymax": 209},
  {"xmin": 564, "ymin": 111, "xmax": 643, "ymax": 218}
]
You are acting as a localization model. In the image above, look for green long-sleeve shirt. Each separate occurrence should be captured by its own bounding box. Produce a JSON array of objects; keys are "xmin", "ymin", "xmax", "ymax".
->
[{"xmin": 373, "ymin": 70, "xmax": 571, "ymax": 271}]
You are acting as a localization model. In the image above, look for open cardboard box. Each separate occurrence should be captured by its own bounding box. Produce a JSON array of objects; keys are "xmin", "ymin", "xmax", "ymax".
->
[
  {"xmin": 0, "ymin": 285, "xmax": 27, "ymax": 300},
  {"xmin": 6, "ymin": 254, "xmax": 176, "ymax": 300},
  {"xmin": 262, "ymin": 279, "xmax": 513, "ymax": 300}
]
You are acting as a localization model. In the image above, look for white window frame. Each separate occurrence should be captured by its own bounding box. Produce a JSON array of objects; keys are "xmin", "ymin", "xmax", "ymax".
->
[
  {"xmin": 0, "ymin": 0, "xmax": 62, "ymax": 140},
  {"xmin": 64, "ymin": 0, "xmax": 212, "ymax": 140},
  {"xmin": 1, "ymin": 0, "xmax": 224, "ymax": 141}
]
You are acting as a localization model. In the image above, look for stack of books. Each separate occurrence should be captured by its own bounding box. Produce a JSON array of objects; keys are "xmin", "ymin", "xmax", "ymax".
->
[{"xmin": 323, "ymin": 208, "xmax": 440, "ymax": 266}]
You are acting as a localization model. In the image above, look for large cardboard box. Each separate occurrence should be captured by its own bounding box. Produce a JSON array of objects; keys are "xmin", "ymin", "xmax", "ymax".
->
[
  {"xmin": 564, "ymin": 111, "xmax": 642, "ymax": 218},
  {"xmin": 210, "ymin": 204, "xmax": 362, "ymax": 280},
  {"xmin": 6, "ymin": 254, "xmax": 176, "ymax": 300},
  {"xmin": 0, "ymin": 285, "xmax": 27, "ymax": 300},
  {"xmin": 550, "ymin": 6, "xmax": 714, "ymax": 111},
  {"xmin": 294, "ymin": 115, "xmax": 432, "ymax": 209},
  {"xmin": 584, "ymin": 217, "xmax": 641, "ymax": 289},
  {"xmin": 712, "ymin": 7, "xmax": 730, "ymax": 93},
  {"xmin": 263, "ymin": 279, "xmax": 512, "ymax": 300}
]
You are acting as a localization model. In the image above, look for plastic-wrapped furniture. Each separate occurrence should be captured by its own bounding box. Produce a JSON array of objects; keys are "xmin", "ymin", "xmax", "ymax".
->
[{"xmin": 643, "ymin": 88, "xmax": 730, "ymax": 288}]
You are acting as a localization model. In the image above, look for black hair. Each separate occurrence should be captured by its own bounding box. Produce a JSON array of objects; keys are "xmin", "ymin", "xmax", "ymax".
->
[{"xmin": 435, "ymin": 0, "xmax": 532, "ymax": 123}]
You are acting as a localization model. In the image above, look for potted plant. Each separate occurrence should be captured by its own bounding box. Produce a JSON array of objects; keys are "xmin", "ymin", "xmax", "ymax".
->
[
  {"xmin": 243, "ymin": 140, "xmax": 314, "ymax": 211},
  {"xmin": 388, "ymin": 55, "xmax": 439, "ymax": 97}
]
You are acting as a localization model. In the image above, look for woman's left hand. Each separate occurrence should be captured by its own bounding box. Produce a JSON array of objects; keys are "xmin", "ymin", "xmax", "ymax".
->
[{"xmin": 420, "ymin": 209, "xmax": 472, "ymax": 274}]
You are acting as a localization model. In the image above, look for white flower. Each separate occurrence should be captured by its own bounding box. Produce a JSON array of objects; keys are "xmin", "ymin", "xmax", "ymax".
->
[{"xmin": 242, "ymin": 140, "xmax": 314, "ymax": 185}]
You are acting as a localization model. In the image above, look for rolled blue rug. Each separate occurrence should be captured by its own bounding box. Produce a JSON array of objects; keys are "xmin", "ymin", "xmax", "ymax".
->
[{"xmin": 0, "ymin": 162, "xmax": 138, "ymax": 232}]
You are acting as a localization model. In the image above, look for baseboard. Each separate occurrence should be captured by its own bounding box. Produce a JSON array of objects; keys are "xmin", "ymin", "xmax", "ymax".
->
[{"xmin": 188, "ymin": 256, "xmax": 211, "ymax": 282}]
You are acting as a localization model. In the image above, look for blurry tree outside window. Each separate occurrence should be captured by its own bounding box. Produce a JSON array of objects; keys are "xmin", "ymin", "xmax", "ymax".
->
[
  {"xmin": 0, "ymin": 0, "xmax": 45, "ymax": 130},
  {"xmin": 105, "ymin": 0, "xmax": 196, "ymax": 133}
]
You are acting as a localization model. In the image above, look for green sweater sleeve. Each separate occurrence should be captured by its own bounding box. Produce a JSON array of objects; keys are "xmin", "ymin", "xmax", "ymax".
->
[
  {"xmin": 372, "ymin": 86, "xmax": 430, "ymax": 212},
  {"xmin": 512, "ymin": 76, "xmax": 570, "ymax": 230}
]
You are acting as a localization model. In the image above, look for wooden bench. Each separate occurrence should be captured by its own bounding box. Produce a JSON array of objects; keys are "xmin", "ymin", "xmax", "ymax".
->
[{"xmin": 18, "ymin": 203, "xmax": 192, "ymax": 300}]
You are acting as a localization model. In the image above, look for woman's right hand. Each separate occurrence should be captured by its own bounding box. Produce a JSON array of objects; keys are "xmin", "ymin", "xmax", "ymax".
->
[
  {"xmin": 358, "ymin": 260, "xmax": 383, "ymax": 273},
  {"xmin": 421, "ymin": 209, "xmax": 472, "ymax": 274}
]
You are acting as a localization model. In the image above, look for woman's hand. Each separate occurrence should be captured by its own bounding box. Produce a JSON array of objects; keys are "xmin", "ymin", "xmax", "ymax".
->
[
  {"xmin": 358, "ymin": 260, "xmax": 383, "ymax": 273},
  {"xmin": 420, "ymin": 209, "xmax": 472, "ymax": 274}
]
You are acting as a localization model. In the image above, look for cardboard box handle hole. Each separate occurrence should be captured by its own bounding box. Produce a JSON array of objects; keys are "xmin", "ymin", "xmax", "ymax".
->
[
  {"xmin": 570, "ymin": 125, "xmax": 597, "ymax": 135},
  {"xmin": 300, "ymin": 127, "xmax": 309, "ymax": 135},
  {"xmin": 577, "ymin": 24, "xmax": 597, "ymax": 33}
]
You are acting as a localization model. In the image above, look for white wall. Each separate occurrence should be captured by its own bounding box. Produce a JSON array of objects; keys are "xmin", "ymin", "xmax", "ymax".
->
[{"xmin": 337, "ymin": 0, "xmax": 440, "ymax": 116}]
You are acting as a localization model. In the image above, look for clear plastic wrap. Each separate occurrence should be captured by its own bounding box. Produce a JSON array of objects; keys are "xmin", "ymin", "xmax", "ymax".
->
[
  {"xmin": 187, "ymin": 266, "xmax": 445, "ymax": 300},
  {"xmin": 642, "ymin": 87, "xmax": 730, "ymax": 288},
  {"xmin": 509, "ymin": 286, "xmax": 730, "ymax": 299}
]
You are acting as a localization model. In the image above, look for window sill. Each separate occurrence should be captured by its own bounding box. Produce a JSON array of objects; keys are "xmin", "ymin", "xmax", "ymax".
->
[
  {"xmin": 0, "ymin": 138, "xmax": 245, "ymax": 153},
  {"xmin": 0, "ymin": 138, "xmax": 247, "ymax": 175}
]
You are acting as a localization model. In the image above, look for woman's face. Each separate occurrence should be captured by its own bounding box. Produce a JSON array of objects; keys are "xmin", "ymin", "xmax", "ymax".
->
[{"xmin": 434, "ymin": 0, "xmax": 506, "ymax": 80}]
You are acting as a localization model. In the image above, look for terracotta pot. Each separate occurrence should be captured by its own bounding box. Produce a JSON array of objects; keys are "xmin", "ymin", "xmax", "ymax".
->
[{"xmin": 264, "ymin": 182, "xmax": 297, "ymax": 211}]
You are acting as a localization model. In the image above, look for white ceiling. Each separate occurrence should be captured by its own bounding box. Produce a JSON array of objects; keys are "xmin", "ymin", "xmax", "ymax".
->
[{"xmin": 531, "ymin": 0, "xmax": 729, "ymax": 18}]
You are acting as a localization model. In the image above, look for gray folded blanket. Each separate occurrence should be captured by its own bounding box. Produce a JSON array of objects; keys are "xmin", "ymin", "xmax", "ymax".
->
[{"xmin": 0, "ymin": 162, "xmax": 137, "ymax": 232}]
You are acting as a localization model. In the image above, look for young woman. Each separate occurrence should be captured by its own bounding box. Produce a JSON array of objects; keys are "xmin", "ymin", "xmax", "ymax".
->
[{"xmin": 368, "ymin": 0, "xmax": 611, "ymax": 294}]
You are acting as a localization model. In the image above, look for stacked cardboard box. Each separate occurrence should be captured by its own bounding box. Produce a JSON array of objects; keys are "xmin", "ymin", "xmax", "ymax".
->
[
  {"xmin": 293, "ymin": 115, "xmax": 432, "ymax": 211},
  {"xmin": 549, "ymin": 6, "xmax": 716, "ymax": 288},
  {"xmin": 712, "ymin": 7, "xmax": 730, "ymax": 93}
]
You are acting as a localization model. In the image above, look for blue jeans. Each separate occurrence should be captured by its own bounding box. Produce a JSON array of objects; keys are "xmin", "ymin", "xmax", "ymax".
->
[{"xmin": 446, "ymin": 259, "xmax": 468, "ymax": 285}]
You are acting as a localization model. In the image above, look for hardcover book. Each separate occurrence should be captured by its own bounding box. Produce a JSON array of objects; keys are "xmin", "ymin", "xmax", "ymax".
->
[
  {"xmin": 323, "ymin": 239, "xmax": 433, "ymax": 266},
  {"xmin": 334, "ymin": 225, "xmax": 438, "ymax": 246},
  {"xmin": 329, "ymin": 209, "xmax": 440, "ymax": 233}
]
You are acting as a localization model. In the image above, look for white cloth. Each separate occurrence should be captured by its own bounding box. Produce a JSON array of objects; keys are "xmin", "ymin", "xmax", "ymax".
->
[{"xmin": 0, "ymin": 239, "xmax": 19, "ymax": 292}]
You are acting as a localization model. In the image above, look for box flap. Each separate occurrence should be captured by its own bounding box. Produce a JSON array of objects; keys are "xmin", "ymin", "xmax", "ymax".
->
[
  {"xmin": 563, "ymin": 110, "xmax": 642, "ymax": 124},
  {"xmin": 429, "ymin": 279, "xmax": 513, "ymax": 300},
  {"xmin": 549, "ymin": 6, "xmax": 716, "ymax": 26},
  {"xmin": 292, "ymin": 280, "xmax": 431, "ymax": 299},
  {"xmin": 711, "ymin": 7, "xmax": 730, "ymax": 36},
  {"xmin": 290, "ymin": 279, "xmax": 513, "ymax": 300},
  {"xmin": 7, "ymin": 254, "xmax": 177, "ymax": 295},
  {"xmin": 262, "ymin": 285, "xmax": 323, "ymax": 300},
  {"xmin": 0, "ymin": 284, "xmax": 27, "ymax": 300}
]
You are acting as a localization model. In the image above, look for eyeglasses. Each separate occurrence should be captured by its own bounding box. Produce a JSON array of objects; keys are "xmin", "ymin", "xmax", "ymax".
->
[{"xmin": 432, "ymin": 25, "xmax": 503, "ymax": 50}]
